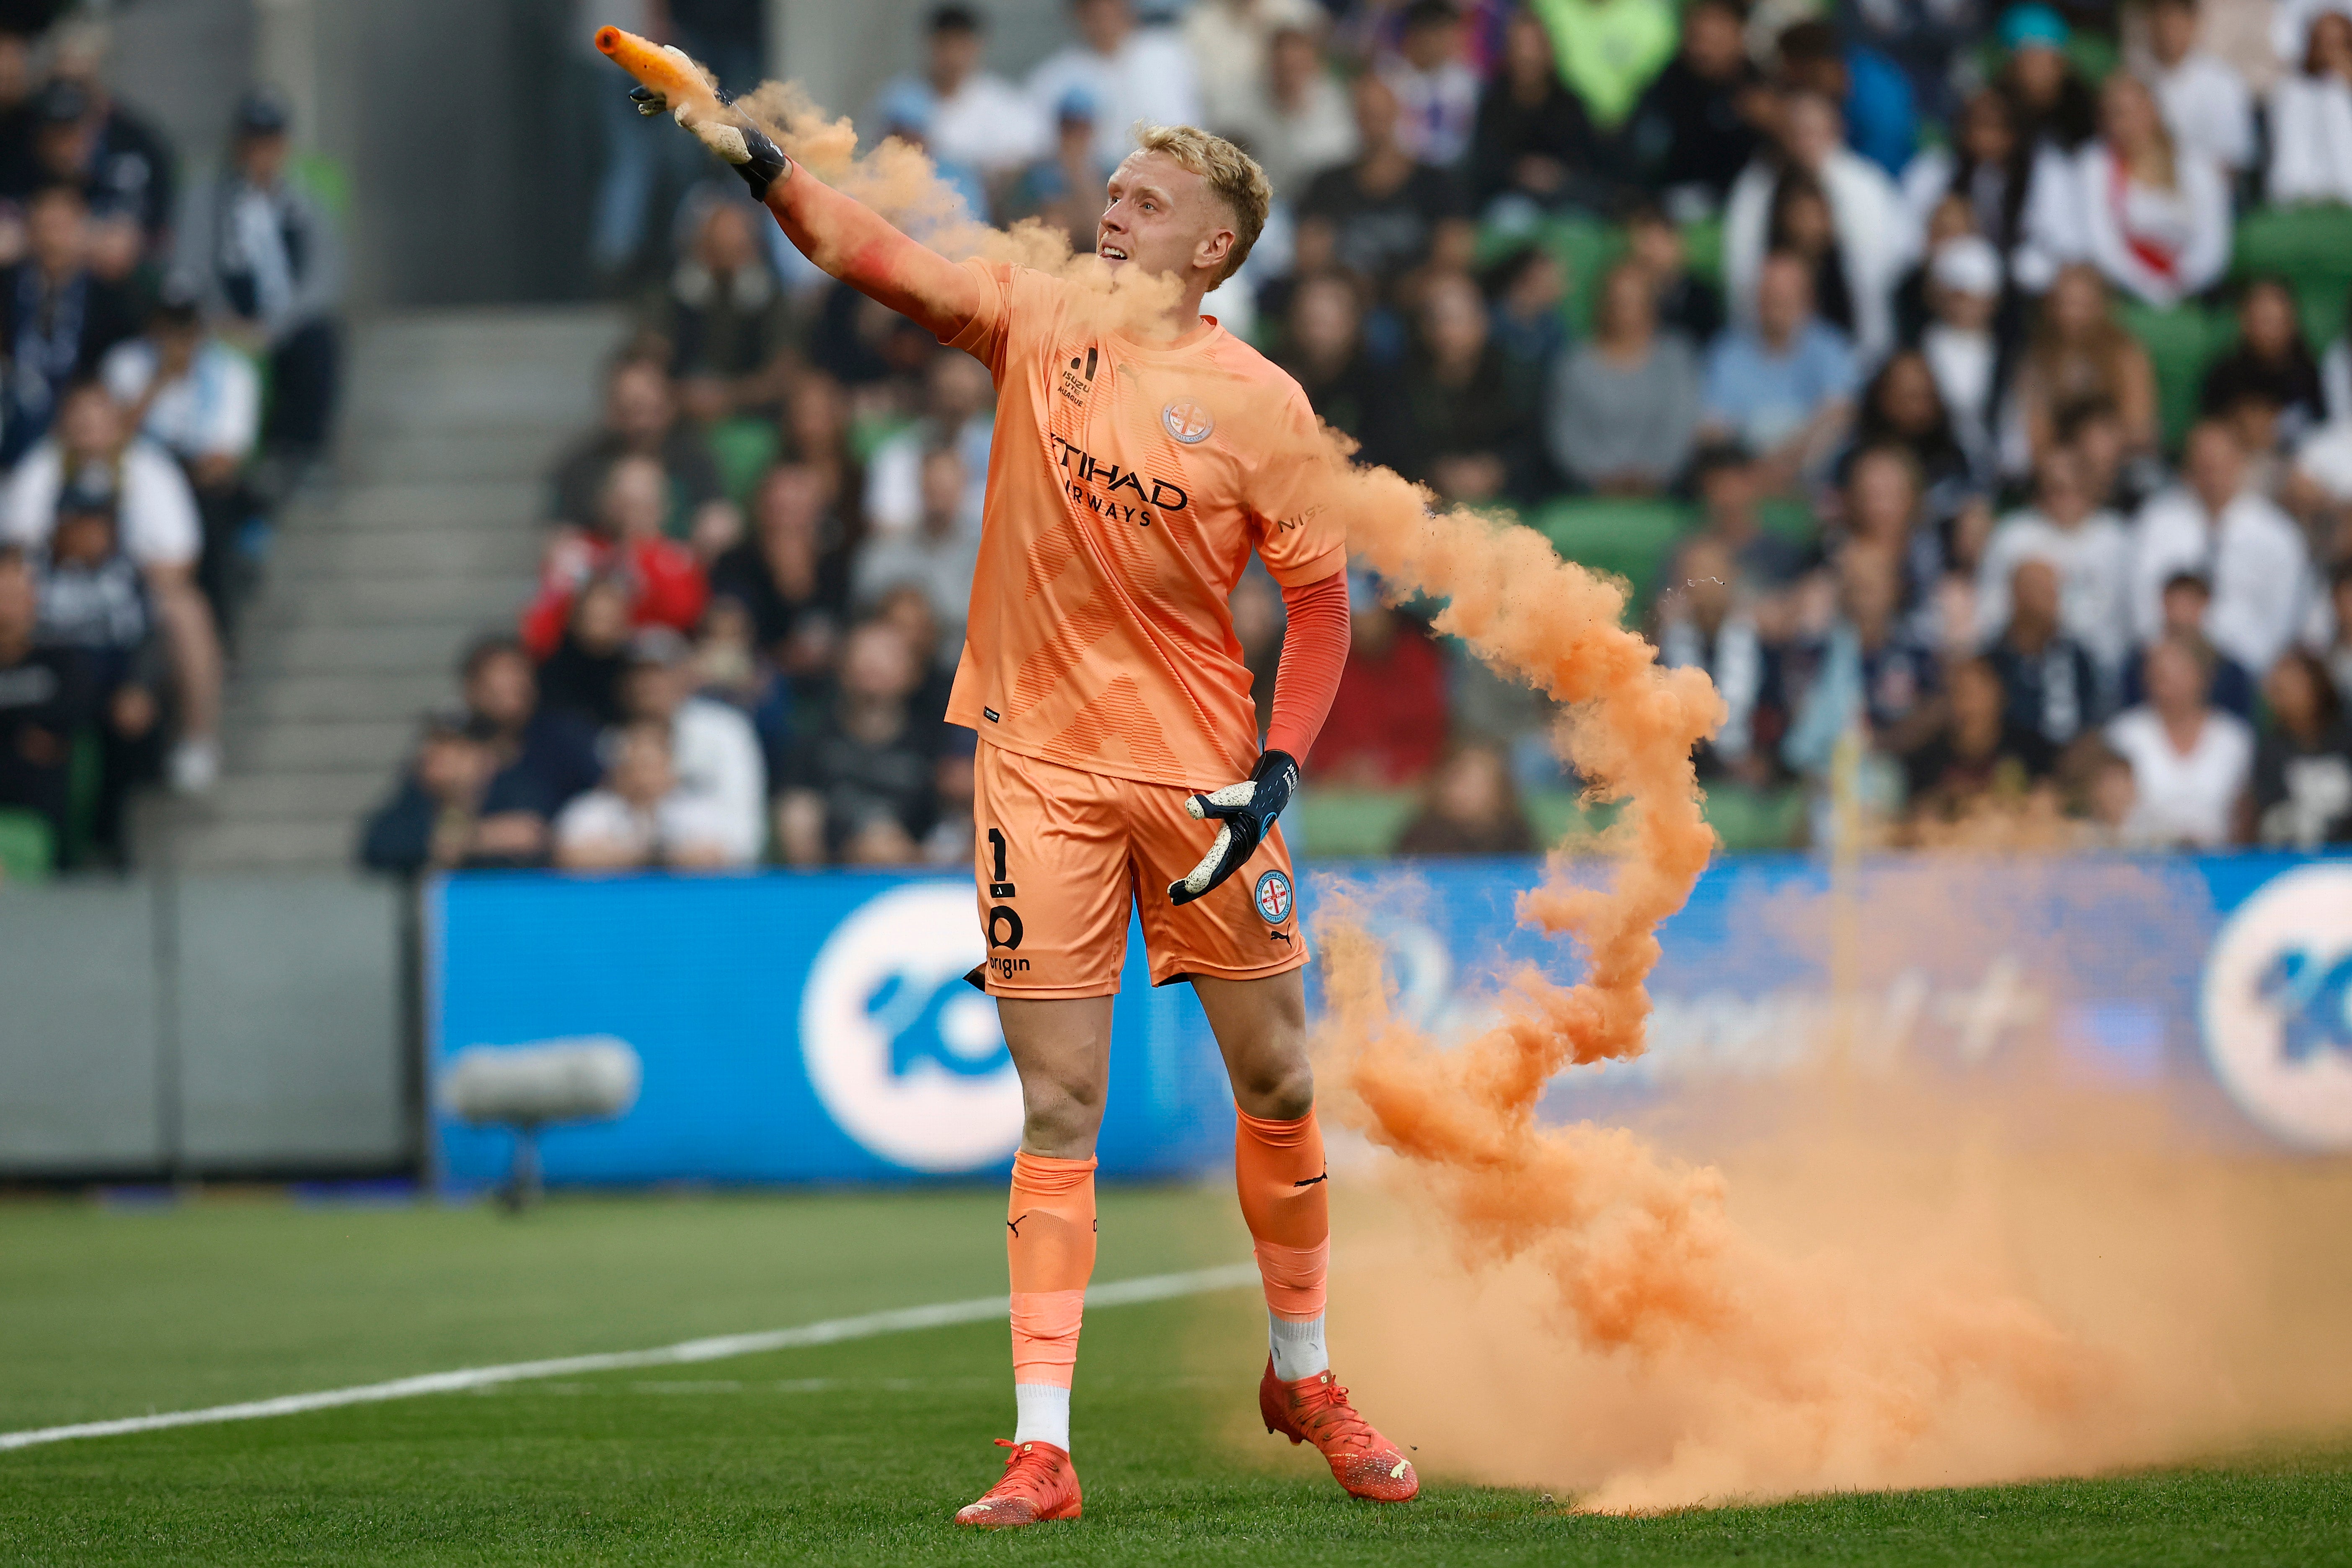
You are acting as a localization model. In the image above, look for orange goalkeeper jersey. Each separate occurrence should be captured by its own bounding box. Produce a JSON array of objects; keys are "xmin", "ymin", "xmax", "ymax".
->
[{"xmin": 941, "ymin": 259, "xmax": 1349, "ymax": 790}]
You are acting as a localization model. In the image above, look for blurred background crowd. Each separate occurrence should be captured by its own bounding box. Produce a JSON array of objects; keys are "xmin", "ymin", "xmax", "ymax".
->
[
  {"xmin": 0, "ymin": 0, "xmax": 339, "ymax": 872},
  {"xmin": 8, "ymin": 0, "xmax": 2352, "ymax": 882}
]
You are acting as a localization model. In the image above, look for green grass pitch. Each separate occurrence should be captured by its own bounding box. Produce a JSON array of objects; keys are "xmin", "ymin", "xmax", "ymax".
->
[{"xmin": 2, "ymin": 1188, "xmax": 2347, "ymax": 1566}]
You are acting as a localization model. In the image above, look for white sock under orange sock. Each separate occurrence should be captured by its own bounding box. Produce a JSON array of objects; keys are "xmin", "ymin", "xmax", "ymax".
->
[
  {"xmin": 1005, "ymin": 1150, "xmax": 1095, "ymax": 1449},
  {"xmin": 1235, "ymin": 1108, "xmax": 1330, "ymax": 1381}
]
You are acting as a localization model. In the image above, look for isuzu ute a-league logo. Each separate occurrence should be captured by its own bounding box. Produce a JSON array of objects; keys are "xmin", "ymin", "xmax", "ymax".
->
[
  {"xmin": 1161, "ymin": 399, "xmax": 1214, "ymax": 444},
  {"xmin": 2200, "ymin": 863, "xmax": 2352, "ymax": 1151},
  {"xmin": 799, "ymin": 883, "xmax": 1023, "ymax": 1171}
]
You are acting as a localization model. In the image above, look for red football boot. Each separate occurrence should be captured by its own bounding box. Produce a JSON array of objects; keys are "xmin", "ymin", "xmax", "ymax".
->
[
  {"xmin": 954, "ymin": 1438, "xmax": 1083, "ymax": 1528},
  {"xmin": 1260, "ymin": 1359, "xmax": 1419, "ymax": 1501}
]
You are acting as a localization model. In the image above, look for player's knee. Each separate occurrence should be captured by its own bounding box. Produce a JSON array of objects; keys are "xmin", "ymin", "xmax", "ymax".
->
[
  {"xmin": 1020, "ymin": 1074, "xmax": 1105, "ymax": 1155},
  {"xmin": 1233, "ymin": 1059, "xmax": 1314, "ymax": 1121}
]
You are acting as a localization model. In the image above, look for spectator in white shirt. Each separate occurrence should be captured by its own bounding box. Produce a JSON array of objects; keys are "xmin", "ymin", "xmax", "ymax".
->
[
  {"xmin": 2142, "ymin": 0, "xmax": 2256, "ymax": 176},
  {"xmin": 1028, "ymin": 0, "xmax": 1202, "ymax": 173},
  {"xmin": 1220, "ymin": 23, "xmax": 1358, "ymax": 199},
  {"xmin": 869, "ymin": 5, "xmax": 1048, "ymax": 180},
  {"xmin": 864, "ymin": 351, "xmax": 992, "ymax": 540},
  {"xmin": 2037, "ymin": 71, "xmax": 2232, "ymax": 310},
  {"xmin": 171, "ymin": 89, "xmax": 342, "ymax": 468},
  {"xmin": 1380, "ymin": 0, "xmax": 1481, "ymax": 170},
  {"xmin": 2, "ymin": 378, "xmax": 222, "ymax": 793},
  {"xmin": 2130, "ymin": 419, "xmax": 2315, "ymax": 677},
  {"xmin": 1725, "ymin": 90, "xmax": 1914, "ymax": 365},
  {"xmin": 1920, "ymin": 235, "xmax": 2003, "ymax": 474},
  {"xmin": 1976, "ymin": 445, "xmax": 2135, "ymax": 677},
  {"xmin": 101, "ymin": 294, "xmax": 264, "ymax": 640},
  {"xmin": 1185, "ymin": 0, "xmax": 1323, "ymax": 142},
  {"xmin": 2104, "ymin": 633, "xmax": 2254, "ymax": 847},
  {"xmin": 2277, "ymin": 0, "xmax": 2352, "ymax": 77},
  {"xmin": 554, "ymin": 718, "xmax": 742, "ymax": 870},
  {"xmin": 1901, "ymin": 88, "xmax": 2040, "ymax": 269},
  {"xmin": 2267, "ymin": 3, "xmax": 2352, "ymax": 206},
  {"xmin": 617, "ymin": 626, "xmax": 766, "ymax": 865},
  {"xmin": 855, "ymin": 447, "xmax": 983, "ymax": 649}
]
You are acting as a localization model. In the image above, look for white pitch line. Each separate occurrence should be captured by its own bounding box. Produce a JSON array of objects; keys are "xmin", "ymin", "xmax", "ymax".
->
[{"xmin": 0, "ymin": 1261, "xmax": 1261, "ymax": 1454}]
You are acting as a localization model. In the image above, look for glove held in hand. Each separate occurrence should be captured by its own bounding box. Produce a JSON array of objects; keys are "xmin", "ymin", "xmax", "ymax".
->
[{"xmin": 1168, "ymin": 750, "xmax": 1299, "ymax": 907}]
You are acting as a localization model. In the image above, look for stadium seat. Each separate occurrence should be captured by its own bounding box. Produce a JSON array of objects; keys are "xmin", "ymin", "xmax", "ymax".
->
[
  {"xmin": 1291, "ymin": 787, "xmax": 1419, "ymax": 859},
  {"xmin": 0, "ymin": 809, "xmax": 54, "ymax": 884},
  {"xmin": 1681, "ymin": 214, "xmax": 1724, "ymax": 288},
  {"xmin": 2116, "ymin": 300, "xmax": 2226, "ymax": 448},
  {"xmin": 2231, "ymin": 206, "xmax": 2352, "ymax": 349},
  {"xmin": 1474, "ymin": 213, "xmax": 1724, "ymax": 329},
  {"xmin": 1527, "ymin": 788, "xmax": 1614, "ymax": 844},
  {"xmin": 1531, "ymin": 496, "xmax": 1697, "ymax": 612},
  {"xmin": 1757, "ymin": 496, "xmax": 1816, "ymax": 546},
  {"xmin": 1703, "ymin": 784, "xmax": 1807, "ymax": 851},
  {"xmin": 1475, "ymin": 215, "xmax": 1623, "ymax": 337},
  {"xmin": 705, "ymin": 416, "xmax": 778, "ymax": 506},
  {"xmin": 1526, "ymin": 786, "xmax": 1803, "ymax": 852}
]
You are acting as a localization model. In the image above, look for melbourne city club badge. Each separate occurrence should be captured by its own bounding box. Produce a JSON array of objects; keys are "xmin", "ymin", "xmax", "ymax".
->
[{"xmin": 1161, "ymin": 400, "xmax": 1214, "ymax": 444}]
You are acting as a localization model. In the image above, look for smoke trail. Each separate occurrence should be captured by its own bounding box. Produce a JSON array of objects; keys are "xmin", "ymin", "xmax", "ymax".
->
[
  {"xmin": 700, "ymin": 76, "xmax": 2139, "ymax": 1507},
  {"xmin": 732, "ymin": 83, "xmax": 1187, "ymax": 335}
]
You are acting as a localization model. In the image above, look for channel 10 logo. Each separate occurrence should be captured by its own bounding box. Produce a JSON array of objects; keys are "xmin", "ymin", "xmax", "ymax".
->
[
  {"xmin": 2200, "ymin": 863, "xmax": 2352, "ymax": 1151},
  {"xmin": 798, "ymin": 882, "xmax": 1021, "ymax": 1171}
]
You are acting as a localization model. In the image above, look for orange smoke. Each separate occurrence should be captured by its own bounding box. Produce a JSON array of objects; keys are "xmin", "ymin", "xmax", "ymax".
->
[
  {"xmin": 625, "ymin": 70, "xmax": 2267, "ymax": 1508},
  {"xmin": 730, "ymin": 82, "xmax": 1187, "ymax": 339}
]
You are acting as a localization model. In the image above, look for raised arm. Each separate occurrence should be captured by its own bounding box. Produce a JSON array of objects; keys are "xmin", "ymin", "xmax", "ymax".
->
[
  {"xmin": 600, "ymin": 28, "xmax": 986, "ymax": 342},
  {"xmin": 755, "ymin": 161, "xmax": 987, "ymax": 343}
]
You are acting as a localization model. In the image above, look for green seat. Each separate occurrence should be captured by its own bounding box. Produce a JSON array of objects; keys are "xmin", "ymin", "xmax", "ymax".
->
[
  {"xmin": 1680, "ymin": 214, "xmax": 1724, "ymax": 289},
  {"xmin": 1756, "ymin": 496, "xmax": 1816, "ymax": 547},
  {"xmin": 2116, "ymin": 300, "xmax": 2225, "ymax": 449},
  {"xmin": 1476, "ymin": 216, "xmax": 1625, "ymax": 338},
  {"xmin": 1525, "ymin": 789, "xmax": 1623, "ymax": 845},
  {"xmin": 704, "ymin": 416, "xmax": 778, "ymax": 506},
  {"xmin": 1474, "ymin": 214, "xmax": 1723, "ymax": 330},
  {"xmin": 1967, "ymin": 34, "xmax": 2117, "ymax": 93},
  {"xmin": 1531, "ymin": 497, "xmax": 1697, "ymax": 613},
  {"xmin": 0, "ymin": 809, "xmax": 54, "ymax": 884},
  {"xmin": 1292, "ymin": 788, "xmax": 1418, "ymax": 860},
  {"xmin": 1703, "ymin": 784, "xmax": 1807, "ymax": 851},
  {"xmin": 2231, "ymin": 205, "xmax": 2352, "ymax": 349}
]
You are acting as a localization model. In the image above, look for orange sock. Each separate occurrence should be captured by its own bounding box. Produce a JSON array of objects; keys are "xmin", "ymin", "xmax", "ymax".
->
[
  {"xmin": 1235, "ymin": 1108, "xmax": 1329, "ymax": 1323},
  {"xmin": 1006, "ymin": 1150, "xmax": 1096, "ymax": 1392}
]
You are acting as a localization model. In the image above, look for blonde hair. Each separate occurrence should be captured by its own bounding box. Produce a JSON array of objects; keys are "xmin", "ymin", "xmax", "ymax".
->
[{"xmin": 1132, "ymin": 124, "xmax": 1273, "ymax": 286}]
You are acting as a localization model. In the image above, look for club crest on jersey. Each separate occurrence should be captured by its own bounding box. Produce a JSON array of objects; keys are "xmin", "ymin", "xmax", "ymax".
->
[
  {"xmin": 1254, "ymin": 869, "xmax": 1293, "ymax": 925},
  {"xmin": 1161, "ymin": 399, "xmax": 1215, "ymax": 444}
]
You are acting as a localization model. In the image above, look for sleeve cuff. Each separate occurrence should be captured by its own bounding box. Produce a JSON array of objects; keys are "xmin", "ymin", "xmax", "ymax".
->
[{"xmin": 1264, "ymin": 545, "xmax": 1346, "ymax": 590}]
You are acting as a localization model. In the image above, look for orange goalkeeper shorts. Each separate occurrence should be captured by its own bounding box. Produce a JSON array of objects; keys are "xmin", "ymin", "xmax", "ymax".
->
[{"xmin": 971, "ymin": 742, "xmax": 1308, "ymax": 997}]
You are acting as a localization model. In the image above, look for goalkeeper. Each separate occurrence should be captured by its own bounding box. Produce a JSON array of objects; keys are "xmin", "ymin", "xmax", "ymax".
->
[{"xmin": 622, "ymin": 50, "xmax": 1403, "ymax": 1527}]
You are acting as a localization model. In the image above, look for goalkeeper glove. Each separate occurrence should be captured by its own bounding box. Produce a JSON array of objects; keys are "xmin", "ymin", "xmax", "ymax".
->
[
  {"xmin": 629, "ymin": 70, "xmax": 789, "ymax": 200},
  {"xmin": 1168, "ymin": 749, "xmax": 1298, "ymax": 907}
]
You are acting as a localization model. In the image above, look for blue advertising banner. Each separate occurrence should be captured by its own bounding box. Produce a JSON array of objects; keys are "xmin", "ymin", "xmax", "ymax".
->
[{"xmin": 427, "ymin": 853, "xmax": 2352, "ymax": 1191}]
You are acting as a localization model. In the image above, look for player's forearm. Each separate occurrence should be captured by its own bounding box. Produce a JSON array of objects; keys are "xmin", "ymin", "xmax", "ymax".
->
[
  {"xmin": 601, "ymin": 31, "xmax": 984, "ymax": 344},
  {"xmin": 1264, "ymin": 571, "xmax": 1351, "ymax": 765},
  {"xmin": 762, "ymin": 170, "xmax": 980, "ymax": 343}
]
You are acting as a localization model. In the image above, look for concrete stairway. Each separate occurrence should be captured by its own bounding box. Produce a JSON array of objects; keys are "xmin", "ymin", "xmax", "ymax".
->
[{"xmin": 158, "ymin": 307, "xmax": 620, "ymax": 870}]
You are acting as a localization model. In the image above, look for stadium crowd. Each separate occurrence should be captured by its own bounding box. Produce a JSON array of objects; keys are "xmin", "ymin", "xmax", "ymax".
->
[
  {"xmin": 365, "ymin": 0, "xmax": 2352, "ymax": 873},
  {"xmin": 0, "ymin": 8, "xmax": 341, "ymax": 872}
]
